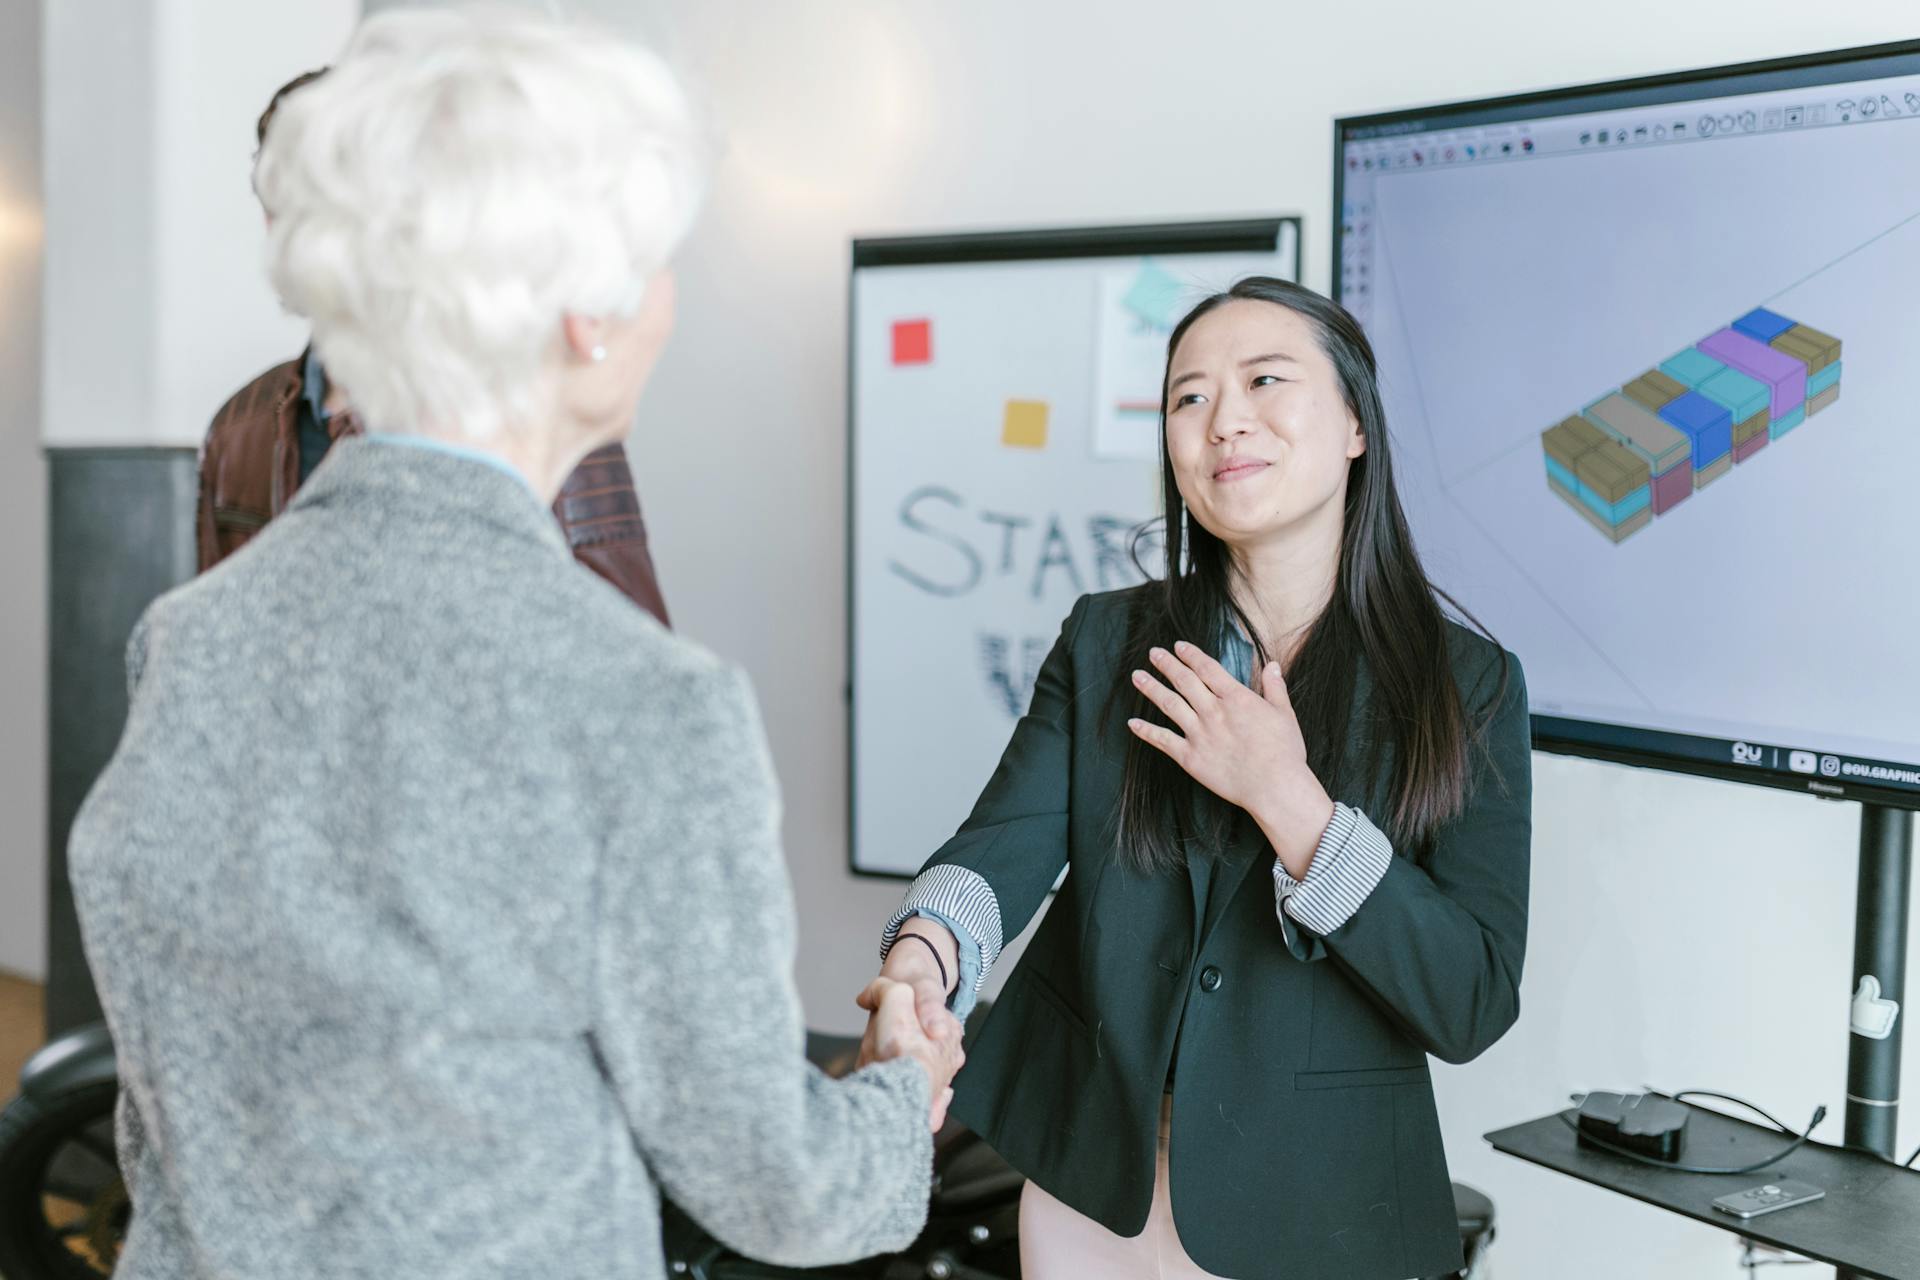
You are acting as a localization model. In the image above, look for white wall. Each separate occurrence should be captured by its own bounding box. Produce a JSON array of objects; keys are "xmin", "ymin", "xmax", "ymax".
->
[
  {"xmin": 150, "ymin": 0, "xmax": 363, "ymax": 445},
  {"xmin": 587, "ymin": 3, "xmax": 1916, "ymax": 1277},
  {"xmin": 41, "ymin": 0, "xmax": 358, "ymax": 450},
  {"xmin": 0, "ymin": 0, "xmax": 46, "ymax": 980},
  {"xmin": 39, "ymin": 0, "xmax": 158, "ymax": 454}
]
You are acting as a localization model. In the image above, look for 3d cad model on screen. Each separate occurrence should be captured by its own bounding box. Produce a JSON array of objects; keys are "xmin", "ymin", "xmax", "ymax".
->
[{"xmin": 1541, "ymin": 305, "xmax": 1843, "ymax": 544}]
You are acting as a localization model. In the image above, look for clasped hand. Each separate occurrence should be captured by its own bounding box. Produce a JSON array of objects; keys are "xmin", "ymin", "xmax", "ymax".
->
[
  {"xmin": 1126, "ymin": 639, "xmax": 1334, "ymax": 878},
  {"xmin": 853, "ymin": 960, "xmax": 965, "ymax": 1131}
]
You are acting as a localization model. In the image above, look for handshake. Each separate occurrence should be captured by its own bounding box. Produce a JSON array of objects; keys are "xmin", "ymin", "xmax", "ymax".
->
[{"xmin": 853, "ymin": 924, "xmax": 968, "ymax": 1130}]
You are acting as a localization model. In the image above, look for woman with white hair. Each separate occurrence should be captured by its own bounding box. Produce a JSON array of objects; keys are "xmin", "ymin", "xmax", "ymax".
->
[{"xmin": 66, "ymin": 7, "xmax": 961, "ymax": 1278}]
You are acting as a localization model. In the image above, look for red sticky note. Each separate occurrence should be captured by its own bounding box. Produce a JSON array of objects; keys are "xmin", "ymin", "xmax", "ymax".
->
[{"xmin": 892, "ymin": 319, "xmax": 932, "ymax": 366}]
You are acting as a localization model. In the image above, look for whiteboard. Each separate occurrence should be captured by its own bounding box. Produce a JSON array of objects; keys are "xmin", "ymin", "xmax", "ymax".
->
[{"xmin": 848, "ymin": 219, "xmax": 1302, "ymax": 876}]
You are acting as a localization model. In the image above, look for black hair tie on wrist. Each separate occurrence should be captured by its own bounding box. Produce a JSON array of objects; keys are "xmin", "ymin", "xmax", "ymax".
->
[{"xmin": 896, "ymin": 931, "xmax": 952, "ymax": 996}]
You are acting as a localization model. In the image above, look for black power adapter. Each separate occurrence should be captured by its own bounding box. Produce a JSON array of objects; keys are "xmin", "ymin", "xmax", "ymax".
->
[{"xmin": 1576, "ymin": 1091, "xmax": 1689, "ymax": 1161}]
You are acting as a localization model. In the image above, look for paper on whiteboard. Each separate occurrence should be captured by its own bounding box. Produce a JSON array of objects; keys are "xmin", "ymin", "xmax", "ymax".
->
[{"xmin": 1092, "ymin": 260, "xmax": 1192, "ymax": 461}]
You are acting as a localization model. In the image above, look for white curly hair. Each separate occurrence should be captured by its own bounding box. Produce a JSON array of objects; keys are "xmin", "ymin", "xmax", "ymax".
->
[{"xmin": 253, "ymin": 3, "xmax": 705, "ymax": 442}]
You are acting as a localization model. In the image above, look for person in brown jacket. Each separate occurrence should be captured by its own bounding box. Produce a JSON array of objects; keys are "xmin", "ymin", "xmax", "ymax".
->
[{"xmin": 196, "ymin": 67, "xmax": 672, "ymax": 624}]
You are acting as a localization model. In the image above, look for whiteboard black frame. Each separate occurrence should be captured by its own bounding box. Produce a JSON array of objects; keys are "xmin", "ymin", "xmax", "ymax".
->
[
  {"xmin": 1332, "ymin": 39, "xmax": 1920, "ymax": 813},
  {"xmin": 846, "ymin": 217, "xmax": 1305, "ymax": 879}
]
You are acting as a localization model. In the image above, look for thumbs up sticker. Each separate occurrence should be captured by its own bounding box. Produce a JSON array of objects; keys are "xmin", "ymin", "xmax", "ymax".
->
[{"xmin": 1851, "ymin": 975, "xmax": 1900, "ymax": 1040}]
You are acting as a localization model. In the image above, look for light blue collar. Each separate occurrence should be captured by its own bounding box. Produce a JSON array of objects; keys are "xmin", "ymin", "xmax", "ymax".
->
[
  {"xmin": 361, "ymin": 433, "xmax": 542, "ymax": 502},
  {"xmin": 302, "ymin": 347, "xmax": 332, "ymax": 427},
  {"xmin": 1219, "ymin": 624, "xmax": 1256, "ymax": 685}
]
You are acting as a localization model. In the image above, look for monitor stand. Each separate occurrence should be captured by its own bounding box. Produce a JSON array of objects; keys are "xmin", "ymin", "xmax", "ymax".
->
[
  {"xmin": 1849, "ymin": 804, "xmax": 1911, "ymax": 1157},
  {"xmin": 1840, "ymin": 803, "xmax": 1912, "ymax": 1280}
]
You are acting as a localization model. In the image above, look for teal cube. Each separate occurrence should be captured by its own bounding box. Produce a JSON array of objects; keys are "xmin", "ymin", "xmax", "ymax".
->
[
  {"xmin": 1660, "ymin": 347, "xmax": 1726, "ymax": 388},
  {"xmin": 1696, "ymin": 366, "xmax": 1769, "ymax": 424}
]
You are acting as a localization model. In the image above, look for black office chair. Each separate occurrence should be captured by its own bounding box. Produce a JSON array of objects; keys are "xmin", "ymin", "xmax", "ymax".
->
[
  {"xmin": 0, "ymin": 1023, "xmax": 122, "ymax": 1279},
  {"xmin": 1449, "ymin": 1181, "xmax": 1496, "ymax": 1279}
]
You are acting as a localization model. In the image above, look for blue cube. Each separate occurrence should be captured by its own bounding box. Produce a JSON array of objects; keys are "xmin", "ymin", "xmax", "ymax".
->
[
  {"xmin": 1658, "ymin": 391, "xmax": 1734, "ymax": 467},
  {"xmin": 1732, "ymin": 307, "xmax": 1797, "ymax": 343}
]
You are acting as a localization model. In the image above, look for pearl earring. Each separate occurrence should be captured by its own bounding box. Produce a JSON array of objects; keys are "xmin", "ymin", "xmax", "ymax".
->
[{"xmin": 590, "ymin": 345, "xmax": 607, "ymax": 363}]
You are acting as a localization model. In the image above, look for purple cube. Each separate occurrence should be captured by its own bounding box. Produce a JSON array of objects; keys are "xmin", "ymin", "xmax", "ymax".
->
[{"xmin": 1696, "ymin": 328, "xmax": 1808, "ymax": 420}]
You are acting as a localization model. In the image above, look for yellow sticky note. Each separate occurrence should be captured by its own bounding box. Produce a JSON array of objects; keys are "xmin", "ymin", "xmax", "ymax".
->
[{"xmin": 1002, "ymin": 399, "xmax": 1049, "ymax": 449}]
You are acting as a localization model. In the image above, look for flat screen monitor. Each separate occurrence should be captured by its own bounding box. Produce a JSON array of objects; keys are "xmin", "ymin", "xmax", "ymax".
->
[{"xmin": 1334, "ymin": 41, "xmax": 1920, "ymax": 809}]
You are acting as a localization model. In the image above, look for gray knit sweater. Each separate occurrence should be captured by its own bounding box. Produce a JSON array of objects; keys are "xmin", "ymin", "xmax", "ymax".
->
[{"xmin": 68, "ymin": 437, "xmax": 932, "ymax": 1279}]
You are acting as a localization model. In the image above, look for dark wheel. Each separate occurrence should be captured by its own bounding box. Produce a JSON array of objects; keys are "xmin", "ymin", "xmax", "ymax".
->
[{"xmin": 0, "ymin": 1084, "xmax": 125, "ymax": 1280}]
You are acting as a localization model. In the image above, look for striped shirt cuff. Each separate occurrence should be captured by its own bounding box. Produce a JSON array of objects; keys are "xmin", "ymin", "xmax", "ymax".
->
[
  {"xmin": 896, "ymin": 907, "xmax": 984, "ymax": 1020},
  {"xmin": 881, "ymin": 864, "xmax": 1004, "ymax": 997},
  {"xmin": 1273, "ymin": 804, "xmax": 1392, "ymax": 937}
]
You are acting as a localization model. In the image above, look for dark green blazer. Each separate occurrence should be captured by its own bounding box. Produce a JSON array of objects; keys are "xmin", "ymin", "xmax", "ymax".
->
[{"xmin": 931, "ymin": 587, "xmax": 1531, "ymax": 1280}]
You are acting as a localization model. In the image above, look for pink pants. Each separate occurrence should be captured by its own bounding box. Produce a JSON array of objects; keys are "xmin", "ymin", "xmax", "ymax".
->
[{"xmin": 1018, "ymin": 1097, "xmax": 1236, "ymax": 1279}]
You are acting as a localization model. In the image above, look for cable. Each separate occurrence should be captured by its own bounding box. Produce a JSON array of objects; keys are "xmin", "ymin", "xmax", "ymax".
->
[
  {"xmin": 1558, "ymin": 1089, "xmax": 1828, "ymax": 1177},
  {"xmin": 1667, "ymin": 1088, "xmax": 1802, "ymax": 1133},
  {"xmin": 1740, "ymin": 1239, "xmax": 1818, "ymax": 1273},
  {"xmin": 1671, "ymin": 1087, "xmax": 1918, "ymax": 1172}
]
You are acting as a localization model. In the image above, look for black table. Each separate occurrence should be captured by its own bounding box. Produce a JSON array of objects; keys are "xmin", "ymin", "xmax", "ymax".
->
[{"xmin": 1486, "ymin": 1103, "xmax": 1920, "ymax": 1279}]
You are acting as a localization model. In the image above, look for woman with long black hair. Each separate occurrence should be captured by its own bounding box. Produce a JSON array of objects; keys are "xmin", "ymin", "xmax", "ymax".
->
[{"xmin": 859, "ymin": 277, "xmax": 1532, "ymax": 1279}]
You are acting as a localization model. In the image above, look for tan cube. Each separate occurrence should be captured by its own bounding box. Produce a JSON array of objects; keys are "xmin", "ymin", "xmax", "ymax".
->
[
  {"xmin": 1771, "ymin": 324, "xmax": 1841, "ymax": 374},
  {"xmin": 1622, "ymin": 369, "xmax": 1687, "ymax": 412},
  {"xmin": 1543, "ymin": 415, "xmax": 1608, "ymax": 471},
  {"xmin": 1574, "ymin": 439, "xmax": 1652, "ymax": 503}
]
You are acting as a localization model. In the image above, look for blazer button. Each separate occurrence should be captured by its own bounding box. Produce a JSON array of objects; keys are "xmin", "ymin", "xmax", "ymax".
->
[{"xmin": 1199, "ymin": 965, "xmax": 1223, "ymax": 993}]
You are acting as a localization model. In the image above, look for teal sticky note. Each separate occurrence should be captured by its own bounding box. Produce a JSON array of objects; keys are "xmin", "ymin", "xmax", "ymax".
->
[{"xmin": 1123, "ymin": 260, "xmax": 1186, "ymax": 330}]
